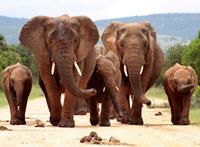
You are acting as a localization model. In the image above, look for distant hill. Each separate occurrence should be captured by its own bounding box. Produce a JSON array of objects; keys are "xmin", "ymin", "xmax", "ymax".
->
[
  {"xmin": 0, "ymin": 13, "xmax": 200, "ymax": 50},
  {"xmin": 0, "ymin": 16, "xmax": 27, "ymax": 44}
]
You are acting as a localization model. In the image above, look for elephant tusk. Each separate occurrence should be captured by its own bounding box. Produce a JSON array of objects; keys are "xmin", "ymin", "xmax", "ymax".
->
[
  {"xmin": 74, "ymin": 61, "xmax": 82, "ymax": 76},
  {"xmin": 115, "ymin": 86, "xmax": 119, "ymax": 92},
  {"xmin": 103, "ymin": 87, "xmax": 106, "ymax": 92},
  {"xmin": 51, "ymin": 62, "xmax": 55, "ymax": 75},
  {"xmin": 124, "ymin": 65, "xmax": 128, "ymax": 77},
  {"xmin": 140, "ymin": 65, "xmax": 144, "ymax": 75}
]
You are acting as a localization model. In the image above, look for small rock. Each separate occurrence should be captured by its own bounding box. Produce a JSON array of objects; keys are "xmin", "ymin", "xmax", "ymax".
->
[
  {"xmin": 80, "ymin": 136, "xmax": 92, "ymax": 143},
  {"xmin": 155, "ymin": 112, "xmax": 162, "ymax": 116},
  {"xmin": 109, "ymin": 136, "xmax": 120, "ymax": 144},
  {"xmin": 90, "ymin": 131, "xmax": 98, "ymax": 138},
  {"xmin": 0, "ymin": 126, "xmax": 11, "ymax": 131},
  {"xmin": 35, "ymin": 119, "xmax": 45, "ymax": 127}
]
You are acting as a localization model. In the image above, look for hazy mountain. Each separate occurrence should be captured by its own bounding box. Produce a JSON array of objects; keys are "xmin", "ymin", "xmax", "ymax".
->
[
  {"xmin": 0, "ymin": 16, "xmax": 27, "ymax": 44},
  {"xmin": 0, "ymin": 13, "xmax": 200, "ymax": 50}
]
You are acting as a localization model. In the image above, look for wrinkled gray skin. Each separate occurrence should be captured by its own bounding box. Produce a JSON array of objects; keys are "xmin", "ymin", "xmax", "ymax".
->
[
  {"xmin": 19, "ymin": 14, "xmax": 99, "ymax": 127},
  {"xmin": 88, "ymin": 46, "xmax": 123, "ymax": 126},
  {"xmin": 2, "ymin": 63, "xmax": 32, "ymax": 125},
  {"xmin": 102, "ymin": 21, "xmax": 164, "ymax": 125},
  {"xmin": 163, "ymin": 63, "xmax": 198, "ymax": 125}
]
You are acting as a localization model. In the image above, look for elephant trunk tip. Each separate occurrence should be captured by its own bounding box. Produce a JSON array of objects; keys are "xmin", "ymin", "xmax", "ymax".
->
[{"xmin": 80, "ymin": 88, "xmax": 97, "ymax": 98}]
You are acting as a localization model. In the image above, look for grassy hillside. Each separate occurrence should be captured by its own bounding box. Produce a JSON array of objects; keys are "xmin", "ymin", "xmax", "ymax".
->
[
  {"xmin": 96, "ymin": 13, "xmax": 200, "ymax": 39},
  {"xmin": 0, "ymin": 13, "xmax": 200, "ymax": 49}
]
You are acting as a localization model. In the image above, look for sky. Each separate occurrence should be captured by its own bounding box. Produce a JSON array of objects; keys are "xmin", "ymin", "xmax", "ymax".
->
[{"xmin": 0, "ymin": 0, "xmax": 200, "ymax": 20}]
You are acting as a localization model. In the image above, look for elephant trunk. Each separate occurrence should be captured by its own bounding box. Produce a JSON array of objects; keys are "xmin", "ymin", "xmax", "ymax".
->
[
  {"xmin": 54, "ymin": 50, "xmax": 96, "ymax": 98},
  {"xmin": 177, "ymin": 84, "xmax": 194, "ymax": 93},
  {"xmin": 104, "ymin": 77, "xmax": 123, "ymax": 118},
  {"xmin": 124, "ymin": 50, "xmax": 151, "ymax": 106}
]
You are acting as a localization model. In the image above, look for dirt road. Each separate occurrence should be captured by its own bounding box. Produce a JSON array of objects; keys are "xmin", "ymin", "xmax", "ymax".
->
[{"xmin": 0, "ymin": 97, "xmax": 200, "ymax": 147}]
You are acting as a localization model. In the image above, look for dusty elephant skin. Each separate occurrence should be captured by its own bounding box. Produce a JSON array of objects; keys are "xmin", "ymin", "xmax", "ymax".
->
[
  {"xmin": 101, "ymin": 21, "xmax": 164, "ymax": 125},
  {"xmin": 19, "ymin": 14, "xmax": 99, "ymax": 127},
  {"xmin": 163, "ymin": 63, "xmax": 198, "ymax": 125},
  {"xmin": 88, "ymin": 46, "xmax": 123, "ymax": 126},
  {"xmin": 1, "ymin": 63, "xmax": 33, "ymax": 125}
]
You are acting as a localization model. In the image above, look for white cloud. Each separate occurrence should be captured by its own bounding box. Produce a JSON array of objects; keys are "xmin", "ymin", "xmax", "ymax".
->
[{"xmin": 0, "ymin": 0, "xmax": 199, "ymax": 20}]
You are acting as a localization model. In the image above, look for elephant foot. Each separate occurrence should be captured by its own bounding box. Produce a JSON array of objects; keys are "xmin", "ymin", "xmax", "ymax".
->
[
  {"xmin": 129, "ymin": 116, "xmax": 143, "ymax": 125},
  {"xmin": 58, "ymin": 118, "xmax": 75, "ymax": 127},
  {"xmin": 117, "ymin": 111, "xmax": 129, "ymax": 124},
  {"xmin": 10, "ymin": 118, "xmax": 25, "ymax": 125},
  {"xmin": 99, "ymin": 118, "xmax": 111, "ymax": 126},
  {"xmin": 178, "ymin": 118, "xmax": 190, "ymax": 125},
  {"xmin": 90, "ymin": 116, "xmax": 99, "ymax": 126},
  {"xmin": 74, "ymin": 100, "xmax": 88, "ymax": 115},
  {"xmin": 50, "ymin": 116, "xmax": 61, "ymax": 126},
  {"xmin": 110, "ymin": 113, "xmax": 116, "ymax": 119}
]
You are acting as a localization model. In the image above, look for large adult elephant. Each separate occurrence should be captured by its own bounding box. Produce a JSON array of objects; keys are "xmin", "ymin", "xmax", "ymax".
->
[
  {"xmin": 102, "ymin": 22, "xmax": 164, "ymax": 124},
  {"xmin": 19, "ymin": 14, "xmax": 99, "ymax": 127}
]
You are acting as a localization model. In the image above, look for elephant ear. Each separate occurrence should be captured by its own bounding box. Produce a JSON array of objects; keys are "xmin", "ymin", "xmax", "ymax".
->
[
  {"xmin": 73, "ymin": 16, "xmax": 99, "ymax": 62},
  {"xmin": 2, "ymin": 65, "xmax": 15, "ymax": 98},
  {"xmin": 101, "ymin": 22, "xmax": 123, "ymax": 56},
  {"xmin": 141, "ymin": 21, "xmax": 158, "ymax": 64},
  {"xmin": 187, "ymin": 66, "xmax": 198, "ymax": 87},
  {"xmin": 19, "ymin": 16, "xmax": 50, "ymax": 64}
]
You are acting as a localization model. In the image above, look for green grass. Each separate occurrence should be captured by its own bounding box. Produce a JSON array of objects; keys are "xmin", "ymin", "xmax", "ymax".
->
[
  {"xmin": 190, "ymin": 108, "xmax": 200, "ymax": 126},
  {"xmin": 0, "ymin": 84, "xmax": 43, "ymax": 108},
  {"xmin": 146, "ymin": 86, "xmax": 167, "ymax": 100}
]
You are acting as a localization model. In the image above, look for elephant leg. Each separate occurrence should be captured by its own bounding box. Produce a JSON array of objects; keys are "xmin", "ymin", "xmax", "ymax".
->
[
  {"xmin": 171, "ymin": 96, "xmax": 180, "ymax": 125},
  {"xmin": 129, "ymin": 98, "xmax": 143, "ymax": 125},
  {"xmin": 58, "ymin": 90, "xmax": 76, "ymax": 127},
  {"xmin": 179, "ymin": 94, "xmax": 191, "ymax": 125},
  {"xmin": 18, "ymin": 83, "xmax": 32, "ymax": 124},
  {"xmin": 167, "ymin": 95, "xmax": 175, "ymax": 124},
  {"xmin": 117, "ymin": 87, "xmax": 130, "ymax": 123},
  {"xmin": 110, "ymin": 105, "xmax": 117, "ymax": 119},
  {"xmin": 3, "ymin": 87, "xmax": 22, "ymax": 125},
  {"xmin": 39, "ymin": 63, "xmax": 62, "ymax": 126},
  {"xmin": 88, "ymin": 96, "xmax": 99, "ymax": 126},
  {"xmin": 99, "ymin": 91, "xmax": 111, "ymax": 126},
  {"xmin": 39, "ymin": 74, "xmax": 51, "ymax": 109},
  {"xmin": 74, "ymin": 49, "xmax": 96, "ymax": 115}
]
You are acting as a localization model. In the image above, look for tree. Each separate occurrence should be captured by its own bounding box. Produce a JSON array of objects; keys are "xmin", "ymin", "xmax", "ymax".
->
[
  {"xmin": 164, "ymin": 44, "xmax": 187, "ymax": 71},
  {"xmin": 182, "ymin": 31, "xmax": 200, "ymax": 84}
]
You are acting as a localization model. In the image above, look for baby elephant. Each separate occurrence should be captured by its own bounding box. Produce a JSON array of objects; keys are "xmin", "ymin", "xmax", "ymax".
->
[
  {"xmin": 2, "ymin": 63, "xmax": 33, "ymax": 125},
  {"xmin": 88, "ymin": 49, "xmax": 123, "ymax": 126},
  {"xmin": 163, "ymin": 63, "xmax": 198, "ymax": 125}
]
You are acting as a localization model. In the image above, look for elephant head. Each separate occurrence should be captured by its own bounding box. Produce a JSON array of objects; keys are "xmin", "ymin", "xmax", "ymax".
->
[
  {"xmin": 168, "ymin": 63, "xmax": 198, "ymax": 93},
  {"xmin": 19, "ymin": 15, "xmax": 99, "ymax": 98},
  {"xmin": 101, "ymin": 22, "xmax": 156, "ymax": 105}
]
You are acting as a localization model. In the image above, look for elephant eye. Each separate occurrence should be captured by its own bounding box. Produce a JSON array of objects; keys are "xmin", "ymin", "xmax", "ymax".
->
[
  {"xmin": 187, "ymin": 79, "xmax": 191, "ymax": 84},
  {"xmin": 174, "ymin": 78, "xmax": 178, "ymax": 84},
  {"xmin": 141, "ymin": 28, "xmax": 148, "ymax": 34},
  {"xmin": 47, "ymin": 22, "xmax": 55, "ymax": 29}
]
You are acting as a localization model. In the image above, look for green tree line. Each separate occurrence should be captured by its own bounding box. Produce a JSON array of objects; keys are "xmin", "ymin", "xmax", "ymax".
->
[{"xmin": 0, "ymin": 34, "xmax": 38, "ymax": 89}]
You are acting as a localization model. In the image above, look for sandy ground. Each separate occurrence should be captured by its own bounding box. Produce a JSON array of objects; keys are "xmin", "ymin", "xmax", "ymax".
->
[{"xmin": 0, "ymin": 97, "xmax": 200, "ymax": 147}]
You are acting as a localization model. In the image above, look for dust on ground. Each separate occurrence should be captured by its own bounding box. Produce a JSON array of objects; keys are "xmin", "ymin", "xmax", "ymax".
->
[{"xmin": 0, "ymin": 97, "xmax": 200, "ymax": 147}]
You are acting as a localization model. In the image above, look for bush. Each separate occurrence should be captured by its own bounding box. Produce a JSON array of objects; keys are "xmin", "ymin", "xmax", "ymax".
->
[{"xmin": 191, "ymin": 86, "xmax": 200, "ymax": 108}]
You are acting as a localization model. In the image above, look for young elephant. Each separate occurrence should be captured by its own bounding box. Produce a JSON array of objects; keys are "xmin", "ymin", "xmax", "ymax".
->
[
  {"xmin": 163, "ymin": 63, "xmax": 198, "ymax": 125},
  {"xmin": 2, "ymin": 63, "xmax": 33, "ymax": 125},
  {"xmin": 88, "ymin": 48, "xmax": 123, "ymax": 126}
]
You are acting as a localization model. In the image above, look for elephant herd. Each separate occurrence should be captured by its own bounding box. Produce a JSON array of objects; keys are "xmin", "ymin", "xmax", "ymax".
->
[{"xmin": 1, "ymin": 14, "xmax": 198, "ymax": 127}]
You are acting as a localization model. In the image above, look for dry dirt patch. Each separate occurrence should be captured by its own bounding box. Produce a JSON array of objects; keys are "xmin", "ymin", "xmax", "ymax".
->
[{"xmin": 0, "ymin": 97, "xmax": 200, "ymax": 147}]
